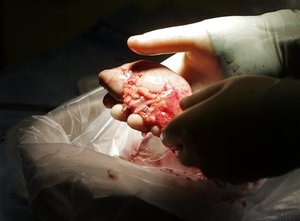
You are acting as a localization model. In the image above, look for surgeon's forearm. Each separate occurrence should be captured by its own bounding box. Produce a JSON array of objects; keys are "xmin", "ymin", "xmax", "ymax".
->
[
  {"xmin": 202, "ymin": 9, "xmax": 300, "ymax": 78},
  {"xmin": 261, "ymin": 9, "xmax": 300, "ymax": 78}
]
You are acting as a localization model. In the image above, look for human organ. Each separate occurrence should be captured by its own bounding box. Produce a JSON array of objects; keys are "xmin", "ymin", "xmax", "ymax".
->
[{"xmin": 98, "ymin": 60, "xmax": 192, "ymax": 133}]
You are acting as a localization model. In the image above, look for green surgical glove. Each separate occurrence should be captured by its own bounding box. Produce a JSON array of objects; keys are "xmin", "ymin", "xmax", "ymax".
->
[{"xmin": 162, "ymin": 75, "xmax": 300, "ymax": 184}]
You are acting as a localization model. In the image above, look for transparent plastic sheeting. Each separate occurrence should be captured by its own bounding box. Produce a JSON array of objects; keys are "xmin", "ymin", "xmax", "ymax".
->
[{"xmin": 5, "ymin": 87, "xmax": 300, "ymax": 221}]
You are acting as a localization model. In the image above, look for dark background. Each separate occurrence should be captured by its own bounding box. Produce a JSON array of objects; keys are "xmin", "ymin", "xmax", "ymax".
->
[
  {"xmin": 0, "ymin": 0, "xmax": 296, "ymax": 68},
  {"xmin": 0, "ymin": 1, "xmax": 299, "ymax": 221}
]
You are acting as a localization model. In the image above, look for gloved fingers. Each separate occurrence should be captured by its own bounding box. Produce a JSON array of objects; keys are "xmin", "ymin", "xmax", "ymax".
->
[
  {"xmin": 161, "ymin": 113, "xmax": 207, "ymax": 169},
  {"xmin": 127, "ymin": 114, "xmax": 160, "ymax": 135},
  {"xmin": 111, "ymin": 105, "xmax": 160, "ymax": 136},
  {"xmin": 127, "ymin": 113, "xmax": 147, "ymax": 132},
  {"xmin": 161, "ymin": 114, "xmax": 185, "ymax": 150},
  {"xmin": 127, "ymin": 23, "xmax": 222, "ymax": 90},
  {"xmin": 98, "ymin": 68, "xmax": 126, "ymax": 102},
  {"xmin": 111, "ymin": 104, "xmax": 131, "ymax": 121},
  {"xmin": 160, "ymin": 52, "xmax": 211, "ymax": 87},
  {"xmin": 161, "ymin": 81, "xmax": 224, "ymax": 150},
  {"xmin": 181, "ymin": 75, "xmax": 280, "ymax": 110},
  {"xmin": 161, "ymin": 52, "xmax": 223, "ymax": 92},
  {"xmin": 180, "ymin": 81, "xmax": 224, "ymax": 110},
  {"xmin": 160, "ymin": 53, "xmax": 186, "ymax": 75},
  {"xmin": 127, "ymin": 23, "xmax": 211, "ymax": 55}
]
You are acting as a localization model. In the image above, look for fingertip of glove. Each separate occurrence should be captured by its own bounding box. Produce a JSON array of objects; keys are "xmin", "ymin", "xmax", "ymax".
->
[{"xmin": 127, "ymin": 35, "xmax": 142, "ymax": 47}]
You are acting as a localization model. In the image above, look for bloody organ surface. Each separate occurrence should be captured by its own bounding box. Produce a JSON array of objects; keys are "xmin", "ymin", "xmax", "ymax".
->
[{"xmin": 121, "ymin": 64, "xmax": 192, "ymax": 129}]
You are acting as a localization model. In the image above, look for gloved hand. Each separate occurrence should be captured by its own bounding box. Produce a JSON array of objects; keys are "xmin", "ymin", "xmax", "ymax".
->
[
  {"xmin": 102, "ymin": 9, "xmax": 299, "ymax": 137},
  {"xmin": 161, "ymin": 75, "xmax": 300, "ymax": 184},
  {"xmin": 128, "ymin": 9, "xmax": 300, "ymax": 81}
]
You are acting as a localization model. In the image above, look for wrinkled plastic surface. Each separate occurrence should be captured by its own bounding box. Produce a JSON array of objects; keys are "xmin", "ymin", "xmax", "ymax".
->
[{"xmin": 5, "ymin": 87, "xmax": 300, "ymax": 221}]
